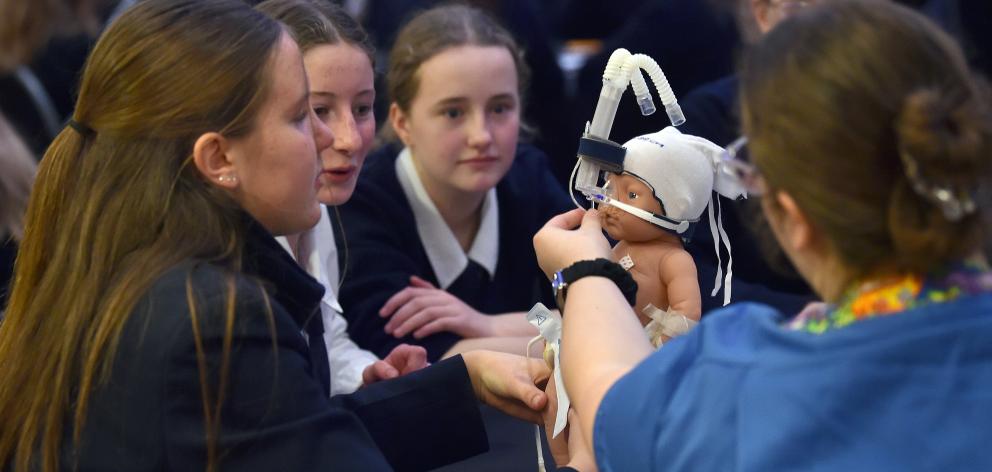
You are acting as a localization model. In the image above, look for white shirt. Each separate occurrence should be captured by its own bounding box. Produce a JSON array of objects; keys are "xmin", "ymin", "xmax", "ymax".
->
[
  {"xmin": 395, "ymin": 147, "xmax": 500, "ymax": 289},
  {"xmin": 276, "ymin": 205, "xmax": 378, "ymax": 396}
]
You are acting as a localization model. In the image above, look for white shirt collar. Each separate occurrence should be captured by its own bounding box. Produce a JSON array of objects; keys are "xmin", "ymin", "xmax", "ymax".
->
[
  {"xmin": 275, "ymin": 204, "xmax": 343, "ymax": 312},
  {"xmin": 395, "ymin": 147, "xmax": 499, "ymax": 289}
]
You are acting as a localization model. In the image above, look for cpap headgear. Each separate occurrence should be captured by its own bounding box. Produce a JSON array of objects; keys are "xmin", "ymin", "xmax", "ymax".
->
[
  {"xmin": 590, "ymin": 127, "xmax": 748, "ymax": 306},
  {"xmin": 596, "ymin": 127, "xmax": 746, "ymax": 228},
  {"xmin": 600, "ymin": 127, "xmax": 717, "ymax": 240},
  {"xmin": 568, "ymin": 48, "xmax": 749, "ymax": 306},
  {"xmin": 570, "ymin": 48, "xmax": 685, "ymax": 199}
]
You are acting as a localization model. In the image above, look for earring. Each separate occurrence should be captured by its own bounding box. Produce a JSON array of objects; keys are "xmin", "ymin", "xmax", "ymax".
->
[{"xmin": 218, "ymin": 174, "xmax": 237, "ymax": 184}]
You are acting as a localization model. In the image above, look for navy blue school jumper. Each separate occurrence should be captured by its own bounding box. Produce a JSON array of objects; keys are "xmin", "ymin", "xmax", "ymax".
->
[{"xmin": 335, "ymin": 143, "xmax": 572, "ymax": 361}]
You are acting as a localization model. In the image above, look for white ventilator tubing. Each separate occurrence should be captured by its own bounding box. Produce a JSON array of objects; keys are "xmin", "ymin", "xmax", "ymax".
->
[
  {"xmin": 571, "ymin": 49, "xmax": 686, "ymax": 206},
  {"xmin": 626, "ymin": 53, "xmax": 685, "ymax": 126},
  {"xmin": 588, "ymin": 48, "xmax": 632, "ymax": 138},
  {"xmin": 572, "ymin": 49, "xmax": 632, "ymax": 199}
]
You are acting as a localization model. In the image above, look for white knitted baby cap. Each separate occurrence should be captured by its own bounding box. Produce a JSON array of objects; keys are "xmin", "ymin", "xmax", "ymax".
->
[{"xmin": 620, "ymin": 126, "xmax": 715, "ymax": 221}]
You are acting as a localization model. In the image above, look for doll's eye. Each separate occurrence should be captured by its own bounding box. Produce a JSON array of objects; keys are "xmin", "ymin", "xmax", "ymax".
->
[{"xmin": 628, "ymin": 192, "xmax": 638, "ymax": 199}]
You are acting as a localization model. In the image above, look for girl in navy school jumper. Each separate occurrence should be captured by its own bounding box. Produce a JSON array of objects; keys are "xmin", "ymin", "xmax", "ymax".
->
[
  {"xmin": 335, "ymin": 5, "xmax": 571, "ymax": 362},
  {"xmin": 259, "ymin": 0, "xmax": 430, "ymax": 397}
]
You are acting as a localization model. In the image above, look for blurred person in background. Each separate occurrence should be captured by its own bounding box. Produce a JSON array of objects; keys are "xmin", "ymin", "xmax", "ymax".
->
[
  {"xmin": 676, "ymin": 0, "xmax": 822, "ymax": 317},
  {"xmin": 0, "ymin": 0, "xmax": 121, "ymax": 155},
  {"xmin": 568, "ymin": 0, "xmax": 742, "ymax": 148},
  {"xmin": 0, "ymin": 112, "xmax": 36, "ymax": 312}
]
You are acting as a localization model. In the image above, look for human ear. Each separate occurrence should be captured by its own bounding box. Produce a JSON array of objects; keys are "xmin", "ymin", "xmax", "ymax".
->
[
  {"xmin": 389, "ymin": 103, "xmax": 413, "ymax": 148},
  {"xmin": 751, "ymin": 0, "xmax": 775, "ymax": 34},
  {"xmin": 192, "ymin": 132, "xmax": 238, "ymax": 188},
  {"xmin": 774, "ymin": 190, "xmax": 815, "ymax": 253}
]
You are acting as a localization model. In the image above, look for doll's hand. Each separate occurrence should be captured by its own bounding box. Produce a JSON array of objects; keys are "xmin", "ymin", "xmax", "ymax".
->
[
  {"xmin": 544, "ymin": 374, "xmax": 570, "ymax": 466},
  {"xmin": 545, "ymin": 377, "xmax": 598, "ymax": 471},
  {"xmin": 563, "ymin": 409, "xmax": 598, "ymax": 471},
  {"xmin": 533, "ymin": 208, "xmax": 613, "ymax": 280},
  {"xmin": 361, "ymin": 343, "xmax": 429, "ymax": 386},
  {"xmin": 381, "ymin": 276, "xmax": 493, "ymax": 339},
  {"xmin": 461, "ymin": 350, "xmax": 550, "ymax": 423}
]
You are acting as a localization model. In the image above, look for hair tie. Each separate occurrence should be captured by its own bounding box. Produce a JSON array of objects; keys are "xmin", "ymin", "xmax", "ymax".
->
[
  {"xmin": 898, "ymin": 148, "xmax": 976, "ymax": 221},
  {"xmin": 67, "ymin": 119, "xmax": 95, "ymax": 138}
]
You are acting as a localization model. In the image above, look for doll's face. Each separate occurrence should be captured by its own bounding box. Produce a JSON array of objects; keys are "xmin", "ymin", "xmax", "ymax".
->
[{"xmin": 600, "ymin": 173, "xmax": 669, "ymax": 242}]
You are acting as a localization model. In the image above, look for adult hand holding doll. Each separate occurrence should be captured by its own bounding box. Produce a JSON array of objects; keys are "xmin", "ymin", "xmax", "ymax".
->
[{"xmin": 533, "ymin": 208, "xmax": 654, "ymax": 456}]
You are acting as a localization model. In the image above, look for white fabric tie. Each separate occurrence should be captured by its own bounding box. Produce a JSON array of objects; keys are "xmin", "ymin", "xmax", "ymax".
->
[{"xmin": 708, "ymin": 196, "xmax": 733, "ymax": 306}]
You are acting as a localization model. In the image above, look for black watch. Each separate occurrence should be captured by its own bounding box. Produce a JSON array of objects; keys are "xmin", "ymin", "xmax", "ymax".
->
[{"xmin": 551, "ymin": 258, "xmax": 638, "ymax": 312}]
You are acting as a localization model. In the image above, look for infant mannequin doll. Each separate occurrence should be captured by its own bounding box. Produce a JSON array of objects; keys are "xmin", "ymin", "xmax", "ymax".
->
[
  {"xmin": 598, "ymin": 126, "xmax": 745, "ymax": 347},
  {"xmin": 528, "ymin": 126, "xmax": 745, "ymax": 442}
]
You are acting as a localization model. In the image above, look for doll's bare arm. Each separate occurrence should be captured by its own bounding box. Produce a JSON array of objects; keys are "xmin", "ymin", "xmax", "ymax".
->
[{"xmin": 659, "ymin": 250, "xmax": 702, "ymax": 320}]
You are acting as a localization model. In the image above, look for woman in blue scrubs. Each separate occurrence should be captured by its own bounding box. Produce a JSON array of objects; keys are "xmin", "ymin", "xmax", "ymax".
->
[{"xmin": 535, "ymin": 1, "xmax": 992, "ymax": 470}]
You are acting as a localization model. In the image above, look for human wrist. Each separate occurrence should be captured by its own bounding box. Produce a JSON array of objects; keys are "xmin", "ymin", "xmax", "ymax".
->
[
  {"xmin": 559, "ymin": 461, "xmax": 594, "ymax": 472},
  {"xmin": 552, "ymin": 258, "xmax": 638, "ymax": 313},
  {"xmin": 489, "ymin": 312, "xmax": 534, "ymax": 337},
  {"xmin": 459, "ymin": 351, "xmax": 482, "ymax": 394},
  {"xmin": 566, "ymin": 460, "xmax": 597, "ymax": 472},
  {"xmin": 562, "ymin": 444, "xmax": 597, "ymax": 471},
  {"xmin": 476, "ymin": 312, "xmax": 498, "ymax": 337}
]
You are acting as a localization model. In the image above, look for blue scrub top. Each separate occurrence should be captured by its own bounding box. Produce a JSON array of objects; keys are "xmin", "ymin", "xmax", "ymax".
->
[{"xmin": 595, "ymin": 294, "xmax": 992, "ymax": 471}]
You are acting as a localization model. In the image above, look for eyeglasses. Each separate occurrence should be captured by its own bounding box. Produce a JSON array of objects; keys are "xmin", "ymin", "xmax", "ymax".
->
[
  {"xmin": 768, "ymin": 0, "xmax": 819, "ymax": 9},
  {"xmin": 767, "ymin": 0, "xmax": 819, "ymax": 20},
  {"xmin": 718, "ymin": 136, "xmax": 767, "ymax": 197}
]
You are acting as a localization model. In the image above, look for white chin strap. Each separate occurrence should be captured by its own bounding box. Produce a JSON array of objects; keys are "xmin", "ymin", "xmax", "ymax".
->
[
  {"xmin": 596, "ymin": 192, "xmax": 734, "ymax": 307},
  {"xmin": 594, "ymin": 194, "xmax": 693, "ymax": 235}
]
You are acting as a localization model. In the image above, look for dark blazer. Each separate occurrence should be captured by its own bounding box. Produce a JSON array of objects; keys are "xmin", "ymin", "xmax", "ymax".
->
[
  {"xmin": 336, "ymin": 143, "xmax": 572, "ymax": 361},
  {"xmin": 67, "ymin": 219, "xmax": 487, "ymax": 471}
]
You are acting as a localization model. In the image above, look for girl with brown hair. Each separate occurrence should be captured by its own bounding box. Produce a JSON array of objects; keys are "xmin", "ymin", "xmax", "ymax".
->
[
  {"xmin": 535, "ymin": 0, "xmax": 992, "ymax": 469},
  {"xmin": 0, "ymin": 1, "xmax": 550, "ymax": 470},
  {"xmin": 256, "ymin": 0, "xmax": 430, "ymax": 397},
  {"xmin": 336, "ymin": 4, "xmax": 572, "ymax": 362}
]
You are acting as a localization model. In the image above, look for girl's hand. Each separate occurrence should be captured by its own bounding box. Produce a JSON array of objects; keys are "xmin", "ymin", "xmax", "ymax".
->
[
  {"xmin": 380, "ymin": 276, "xmax": 493, "ymax": 339},
  {"xmin": 361, "ymin": 343, "xmax": 429, "ymax": 386},
  {"xmin": 461, "ymin": 350, "xmax": 551, "ymax": 423}
]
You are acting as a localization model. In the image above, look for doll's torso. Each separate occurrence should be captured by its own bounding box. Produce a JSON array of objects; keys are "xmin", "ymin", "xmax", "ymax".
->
[{"xmin": 612, "ymin": 239, "xmax": 686, "ymax": 325}]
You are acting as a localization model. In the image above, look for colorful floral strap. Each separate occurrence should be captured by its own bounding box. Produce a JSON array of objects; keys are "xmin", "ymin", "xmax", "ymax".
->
[{"xmin": 789, "ymin": 263, "xmax": 992, "ymax": 334}]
